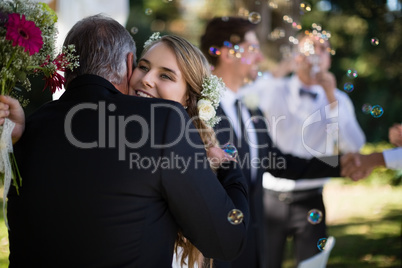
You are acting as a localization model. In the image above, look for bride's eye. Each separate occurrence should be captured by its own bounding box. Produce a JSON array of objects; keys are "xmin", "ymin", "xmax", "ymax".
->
[
  {"xmin": 138, "ymin": 64, "xmax": 149, "ymax": 72},
  {"xmin": 161, "ymin": 74, "xmax": 173, "ymax": 80}
]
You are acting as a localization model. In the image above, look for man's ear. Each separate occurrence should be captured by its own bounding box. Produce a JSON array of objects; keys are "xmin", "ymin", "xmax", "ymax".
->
[{"xmin": 126, "ymin": 52, "xmax": 134, "ymax": 81}]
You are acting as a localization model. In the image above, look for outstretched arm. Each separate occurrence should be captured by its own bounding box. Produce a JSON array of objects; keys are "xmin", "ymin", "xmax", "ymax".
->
[
  {"xmin": 340, "ymin": 152, "xmax": 385, "ymax": 181},
  {"xmin": 0, "ymin": 95, "xmax": 25, "ymax": 144}
]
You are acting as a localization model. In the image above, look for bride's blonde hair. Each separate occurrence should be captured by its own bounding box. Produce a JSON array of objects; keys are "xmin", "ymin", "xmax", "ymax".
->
[{"xmin": 141, "ymin": 35, "xmax": 219, "ymax": 268}]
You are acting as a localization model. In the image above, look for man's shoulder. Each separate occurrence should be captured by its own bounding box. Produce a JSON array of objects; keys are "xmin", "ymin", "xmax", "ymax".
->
[
  {"xmin": 334, "ymin": 87, "xmax": 351, "ymax": 99},
  {"xmin": 118, "ymin": 96, "xmax": 189, "ymax": 120},
  {"xmin": 333, "ymin": 88, "xmax": 355, "ymax": 106},
  {"xmin": 26, "ymin": 94, "xmax": 188, "ymax": 124}
]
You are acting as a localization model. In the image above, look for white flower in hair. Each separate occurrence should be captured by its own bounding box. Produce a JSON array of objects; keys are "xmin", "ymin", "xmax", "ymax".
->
[
  {"xmin": 197, "ymin": 74, "xmax": 226, "ymax": 127},
  {"xmin": 143, "ymin": 32, "xmax": 161, "ymax": 48},
  {"xmin": 197, "ymin": 99, "xmax": 216, "ymax": 122}
]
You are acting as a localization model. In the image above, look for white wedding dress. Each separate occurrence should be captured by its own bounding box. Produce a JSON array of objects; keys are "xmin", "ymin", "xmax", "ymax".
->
[{"xmin": 172, "ymin": 247, "xmax": 199, "ymax": 268}]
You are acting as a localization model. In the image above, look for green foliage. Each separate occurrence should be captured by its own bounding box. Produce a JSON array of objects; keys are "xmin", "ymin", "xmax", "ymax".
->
[
  {"xmin": 302, "ymin": 0, "xmax": 402, "ymax": 143},
  {"xmin": 129, "ymin": 0, "xmax": 401, "ymax": 143},
  {"xmin": 283, "ymin": 184, "xmax": 402, "ymax": 268},
  {"xmin": 0, "ymin": 195, "xmax": 9, "ymax": 268},
  {"xmin": 127, "ymin": 0, "xmax": 181, "ymax": 59}
]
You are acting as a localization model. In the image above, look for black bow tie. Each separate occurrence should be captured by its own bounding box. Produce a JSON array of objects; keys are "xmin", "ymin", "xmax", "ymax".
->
[{"xmin": 299, "ymin": 88, "xmax": 318, "ymax": 99}]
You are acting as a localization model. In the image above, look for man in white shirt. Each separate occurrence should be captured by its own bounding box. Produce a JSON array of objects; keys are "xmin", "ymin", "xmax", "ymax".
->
[
  {"xmin": 240, "ymin": 32, "xmax": 366, "ymax": 267},
  {"xmin": 200, "ymin": 17, "xmax": 345, "ymax": 268}
]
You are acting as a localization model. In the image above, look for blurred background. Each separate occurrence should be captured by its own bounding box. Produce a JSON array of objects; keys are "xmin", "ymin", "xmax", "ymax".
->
[
  {"xmin": 1, "ymin": 1, "xmax": 401, "ymax": 267},
  {"xmin": 126, "ymin": 0, "xmax": 401, "ymax": 144},
  {"xmin": 30, "ymin": 0, "xmax": 402, "ymax": 143}
]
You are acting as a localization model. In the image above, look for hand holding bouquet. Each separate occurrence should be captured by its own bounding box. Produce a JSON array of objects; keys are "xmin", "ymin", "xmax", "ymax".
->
[{"xmin": 0, "ymin": 0, "xmax": 79, "ymax": 226}]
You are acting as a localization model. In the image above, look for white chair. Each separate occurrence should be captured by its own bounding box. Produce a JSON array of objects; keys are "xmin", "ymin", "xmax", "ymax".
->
[{"xmin": 297, "ymin": 236, "xmax": 336, "ymax": 268}]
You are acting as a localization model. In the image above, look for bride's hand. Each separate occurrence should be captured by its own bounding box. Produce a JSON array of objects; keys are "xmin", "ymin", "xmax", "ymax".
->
[{"xmin": 206, "ymin": 146, "xmax": 235, "ymax": 169}]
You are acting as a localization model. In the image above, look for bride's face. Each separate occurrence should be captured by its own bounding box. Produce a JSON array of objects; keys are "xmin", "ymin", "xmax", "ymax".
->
[{"xmin": 129, "ymin": 42, "xmax": 188, "ymax": 106}]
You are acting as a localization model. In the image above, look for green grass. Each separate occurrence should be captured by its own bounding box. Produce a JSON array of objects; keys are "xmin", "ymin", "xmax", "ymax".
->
[
  {"xmin": 283, "ymin": 181, "xmax": 402, "ymax": 268},
  {"xmin": 0, "ymin": 189, "xmax": 9, "ymax": 268},
  {"xmin": 0, "ymin": 181, "xmax": 401, "ymax": 267}
]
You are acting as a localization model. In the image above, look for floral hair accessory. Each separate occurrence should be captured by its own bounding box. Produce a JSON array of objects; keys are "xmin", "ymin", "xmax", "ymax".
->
[
  {"xmin": 143, "ymin": 32, "xmax": 161, "ymax": 48},
  {"xmin": 197, "ymin": 74, "xmax": 226, "ymax": 127}
]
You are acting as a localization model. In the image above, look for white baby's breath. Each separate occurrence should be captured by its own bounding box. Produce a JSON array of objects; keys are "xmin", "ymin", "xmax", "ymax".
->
[
  {"xmin": 198, "ymin": 74, "xmax": 226, "ymax": 127},
  {"xmin": 143, "ymin": 32, "xmax": 161, "ymax": 48}
]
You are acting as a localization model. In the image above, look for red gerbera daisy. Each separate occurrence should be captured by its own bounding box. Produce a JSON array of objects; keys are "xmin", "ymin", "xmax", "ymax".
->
[{"xmin": 5, "ymin": 13, "xmax": 43, "ymax": 56}]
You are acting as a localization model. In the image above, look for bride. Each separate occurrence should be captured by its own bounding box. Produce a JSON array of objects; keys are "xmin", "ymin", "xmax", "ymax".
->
[{"xmin": 130, "ymin": 33, "xmax": 231, "ymax": 268}]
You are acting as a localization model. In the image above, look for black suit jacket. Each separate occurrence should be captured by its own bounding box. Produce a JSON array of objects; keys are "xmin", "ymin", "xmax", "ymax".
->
[
  {"xmin": 213, "ymin": 105, "xmax": 340, "ymax": 268},
  {"xmin": 7, "ymin": 75, "xmax": 250, "ymax": 267}
]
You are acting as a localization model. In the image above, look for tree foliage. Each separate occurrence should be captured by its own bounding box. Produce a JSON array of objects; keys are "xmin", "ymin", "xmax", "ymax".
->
[
  {"xmin": 302, "ymin": 0, "xmax": 402, "ymax": 143},
  {"xmin": 128, "ymin": 0, "xmax": 401, "ymax": 142}
]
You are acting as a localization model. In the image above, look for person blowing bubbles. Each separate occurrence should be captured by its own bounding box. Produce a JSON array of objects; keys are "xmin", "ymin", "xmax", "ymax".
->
[{"xmin": 240, "ymin": 28, "xmax": 366, "ymax": 268}]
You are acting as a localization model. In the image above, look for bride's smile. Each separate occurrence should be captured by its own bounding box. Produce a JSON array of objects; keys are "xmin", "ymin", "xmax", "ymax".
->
[
  {"xmin": 129, "ymin": 42, "xmax": 188, "ymax": 106},
  {"xmin": 134, "ymin": 89, "xmax": 155, "ymax": 98}
]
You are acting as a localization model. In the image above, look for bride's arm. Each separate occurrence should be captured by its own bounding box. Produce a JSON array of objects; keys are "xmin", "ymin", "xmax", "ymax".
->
[{"xmin": 0, "ymin": 95, "xmax": 26, "ymax": 144}]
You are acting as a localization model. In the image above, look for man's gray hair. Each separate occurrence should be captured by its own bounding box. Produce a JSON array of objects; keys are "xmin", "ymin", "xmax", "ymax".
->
[{"xmin": 63, "ymin": 14, "xmax": 136, "ymax": 88}]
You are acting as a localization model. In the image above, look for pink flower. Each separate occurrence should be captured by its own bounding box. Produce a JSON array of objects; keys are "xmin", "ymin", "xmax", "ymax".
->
[{"xmin": 5, "ymin": 13, "xmax": 43, "ymax": 56}]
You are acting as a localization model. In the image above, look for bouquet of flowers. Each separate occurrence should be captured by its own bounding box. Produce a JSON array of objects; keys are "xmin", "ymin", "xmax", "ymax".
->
[{"xmin": 0, "ymin": 0, "xmax": 79, "ymax": 223}]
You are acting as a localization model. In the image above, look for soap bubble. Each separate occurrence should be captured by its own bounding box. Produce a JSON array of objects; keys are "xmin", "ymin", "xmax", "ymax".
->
[
  {"xmin": 362, "ymin": 104, "xmax": 372, "ymax": 114},
  {"xmin": 248, "ymin": 12, "xmax": 262, "ymax": 24},
  {"xmin": 370, "ymin": 105, "xmax": 384, "ymax": 118},
  {"xmin": 307, "ymin": 209, "xmax": 323, "ymax": 224},
  {"xmin": 130, "ymin": 27, "xmax": 139, "ymax": 35},
  {"xmin": 227, "ymin": 209, "xmax": 244, "ymax": 225},
  {"xmin": 145, "ymin": 8, "xmax": 153, "ymax": 15},
  {"xmin": 370, "ymin": 37, "xmax": 379, "ymax": 46},
  {"xmin": 343, "ymin": 82, "xmax": 354, "ymax": 93},
  {"xmin": 222, "ymin": 143, "xmax": 238, "ymax": 159},
  {"xmin": 317, "ymin": 238, "xmax": 327, "ymax": 251},
  {"xmin": 346, "ymin": 69, "xmax": 358, "ymax": 79}
]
